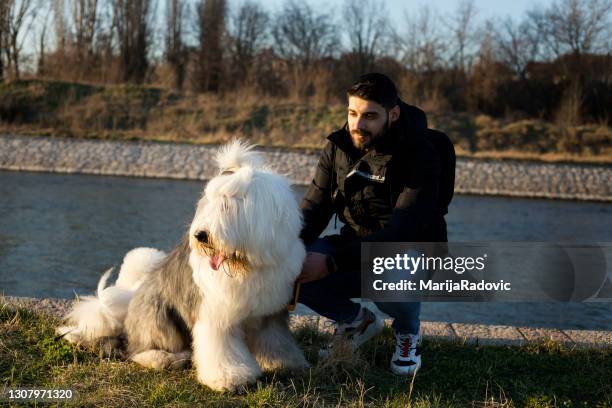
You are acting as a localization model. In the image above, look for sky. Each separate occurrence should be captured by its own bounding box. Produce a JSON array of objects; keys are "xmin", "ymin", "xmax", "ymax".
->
[
  {"xmin": 20, "ymin": 0, "xmax": 560, "ymax": 63},
  {"xmin": 257, "ymin": 0, "xmax": 557, "ymax": 27}
]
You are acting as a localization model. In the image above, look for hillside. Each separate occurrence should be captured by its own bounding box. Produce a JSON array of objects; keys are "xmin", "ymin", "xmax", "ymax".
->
[{"xmin": 1, "ymin": 79, "xmax": 610, "ymax": 164}]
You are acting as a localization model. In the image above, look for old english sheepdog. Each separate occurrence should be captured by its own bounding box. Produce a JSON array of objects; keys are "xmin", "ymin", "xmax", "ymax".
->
[{"xmin": 57, "ymin": 141, "xmax": 308, "ymax": 391}]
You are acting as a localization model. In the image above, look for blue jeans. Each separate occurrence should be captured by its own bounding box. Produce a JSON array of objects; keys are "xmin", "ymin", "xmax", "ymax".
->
[{"xmin": 299, "ymin": 236, "xmax": 421, "ymax": 335}]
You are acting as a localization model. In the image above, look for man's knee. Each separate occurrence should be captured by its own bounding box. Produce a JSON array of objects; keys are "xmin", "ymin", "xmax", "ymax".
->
[{"xmin": 305, "ymin": 236, "xmax": 339, "ymax": 255}]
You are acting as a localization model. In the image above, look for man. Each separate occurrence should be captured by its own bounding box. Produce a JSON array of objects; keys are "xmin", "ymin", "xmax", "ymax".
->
[{"xmin": 297, "ymin": 73, "xmax": 454, "ymax": 375}]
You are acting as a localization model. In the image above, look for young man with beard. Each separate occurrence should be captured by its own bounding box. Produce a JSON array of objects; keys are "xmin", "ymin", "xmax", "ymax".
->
[{"xmin": 297, "ymin": 73, "xmax": 454, "ymax": 375}]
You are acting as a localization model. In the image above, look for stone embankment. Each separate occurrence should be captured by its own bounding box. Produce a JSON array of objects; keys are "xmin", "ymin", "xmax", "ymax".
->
[{"xmin": 1, "ymin": 135, "xmax": 610, "ymax": 201}]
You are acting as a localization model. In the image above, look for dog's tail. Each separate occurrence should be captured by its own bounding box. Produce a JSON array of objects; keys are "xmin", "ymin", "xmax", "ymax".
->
[
  {"xmin": 115, "ymin": 247, "xmax": 167, "ymax": 291},
  {"xmin": 56, "ymin": 247, "xmax": 166, "ymax": 345},
  {"xmin": 56, "ymin": 268, "xmax": 130, "ymax": 344}
]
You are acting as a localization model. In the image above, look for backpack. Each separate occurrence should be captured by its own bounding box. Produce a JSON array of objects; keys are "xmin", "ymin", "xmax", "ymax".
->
[{"xmin": 399, "ymin": 101, "xmax": 456, "ymax": 215}]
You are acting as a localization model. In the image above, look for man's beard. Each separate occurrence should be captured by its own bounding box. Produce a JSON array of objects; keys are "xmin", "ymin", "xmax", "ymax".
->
[{"xmin": 350, "ymin": 114, "xmax": 390, "ymax": 151}]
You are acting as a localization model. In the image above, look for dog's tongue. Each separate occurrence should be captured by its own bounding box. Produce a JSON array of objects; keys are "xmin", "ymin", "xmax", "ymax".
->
[{"xmin": 209, "ymin": 253, "xmax": 226, "ymax": 271}]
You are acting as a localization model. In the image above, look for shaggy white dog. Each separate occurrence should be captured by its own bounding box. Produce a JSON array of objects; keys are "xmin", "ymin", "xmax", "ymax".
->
[{"xmin": 57, "ymin": 141, "xmax": 308, "ymax": 391}]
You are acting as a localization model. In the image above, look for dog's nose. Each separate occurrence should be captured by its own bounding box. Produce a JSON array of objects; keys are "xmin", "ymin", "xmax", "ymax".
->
[{"xmin": 195, "ymin": 230, "xmax": 209, "ymax": 244}]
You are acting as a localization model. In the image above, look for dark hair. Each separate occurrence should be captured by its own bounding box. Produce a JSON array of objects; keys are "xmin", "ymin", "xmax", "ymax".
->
[{"xmin": 346, "ymin": 73, "xmax": 399, "ymax": 110}]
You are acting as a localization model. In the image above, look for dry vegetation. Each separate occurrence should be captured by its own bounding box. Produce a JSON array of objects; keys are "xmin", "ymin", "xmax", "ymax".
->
[{"xmin": 1, "ymin": 79, "xmax": 611, "ymax": 163}]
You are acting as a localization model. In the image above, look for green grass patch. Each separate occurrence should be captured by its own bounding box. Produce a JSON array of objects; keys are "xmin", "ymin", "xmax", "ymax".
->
[{"xmin": 1, "ymin": 301, "xmax": 611, "ymax": 407}]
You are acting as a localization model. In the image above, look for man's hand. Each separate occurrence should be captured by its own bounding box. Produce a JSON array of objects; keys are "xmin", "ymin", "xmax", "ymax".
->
[{"xmin": 297, "ymin": 252, "xmax": 334, "ymax": 283}]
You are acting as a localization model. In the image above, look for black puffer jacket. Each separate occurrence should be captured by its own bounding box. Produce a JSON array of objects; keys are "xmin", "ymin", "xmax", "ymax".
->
[{"xmin": 300, "ymin": 100, "xmax": 452, "ymax": 271}]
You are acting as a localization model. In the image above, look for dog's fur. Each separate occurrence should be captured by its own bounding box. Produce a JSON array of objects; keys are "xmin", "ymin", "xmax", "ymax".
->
[{"xmin": 57, "ymin": 141, "xmax": 308, "ymax": 391}]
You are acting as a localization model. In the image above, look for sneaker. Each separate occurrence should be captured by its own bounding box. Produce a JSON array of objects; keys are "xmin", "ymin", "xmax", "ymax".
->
[
  {"xmin": 319, "ymin": 306, "xmax": 384, "ymax": 358},
  {"xmin": 390, "ymin": 331, "xmax": 422, "ymax": 375}
]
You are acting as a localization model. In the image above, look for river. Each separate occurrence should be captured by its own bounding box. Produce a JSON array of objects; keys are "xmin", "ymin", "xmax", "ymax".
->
[{"xmin": 0, "ymin": 170, "xmax": 610, "ymax": 329}]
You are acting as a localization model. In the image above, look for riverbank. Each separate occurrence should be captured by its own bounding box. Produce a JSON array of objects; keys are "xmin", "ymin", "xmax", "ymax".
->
[
  {"xmin": 1, "ymin": 296, "xmax": 611, "ymax": 407},
  {"xmin": 1, "ymin": 134, "xmax": 611, "ymax": 202}
]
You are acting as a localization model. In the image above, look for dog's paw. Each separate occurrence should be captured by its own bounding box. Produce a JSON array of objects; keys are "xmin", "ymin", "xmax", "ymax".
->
[
  {"xmin": 198, "ymin": 365, "xmax": 261, "ymax": 392},
  {"xmin": 288, "ymin": 358, "xmax": 311, "ymax": 372},
  {"xmin": 131, "ymin": 350, "xmax": 191, "ymax": 370},
  {"xmin": 255, "ymin": 350, "xmax": 310, "ymax": 372},
  {"xmin": 168, "ymin": 351, "xmax": 192, "ymax": 369},
  {"xmin": 258, "ymin": 357, "xmax": 310, "ymax": 372},
  {"xmin": 55, "ymin": 326, "xmax": 82, "ymax": 344}
]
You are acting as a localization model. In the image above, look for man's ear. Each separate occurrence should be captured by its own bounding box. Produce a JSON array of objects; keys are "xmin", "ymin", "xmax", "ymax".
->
[{"xmin": 389, "ymin": 105, "xmax": 400, "ymax": 123}]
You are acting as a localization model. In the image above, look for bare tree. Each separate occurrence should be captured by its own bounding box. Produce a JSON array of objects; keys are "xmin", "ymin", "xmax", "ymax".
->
[
  {"xmin": 227, "ymin": 1, "xmax": 268, "ymax": 86},
  {"xmin": 165, "ymin": 0, "xmax": 186, "ymax": 90},
  {"xmin": 402, "ymin": 6, "xmax": 447, "ymax": 73},
  {"xmin": 0, "ymin": 2, "xmax": 8, "ymax": 80},
  {"xmin": 493, "ymin": 17, "xmax": 541, "ymax": 79},
  {"xmin": 111, "ymin": 0, "xmax": 153, "ymax": 83},
  {"xmin": 196, "ymin": 0, "xmax": 226, "ymax": 92},
  {"xmin": 53, "ymin": 0, "xmax": 67, "ymax": 58},
  {"xmin": 4, "ymin": 0, "xmax": 38, "ymax": 79},
  {"xmin": 70, "ymin": 0, "xmax": 99, "ymax": 70},
  {"xmin": 470, "ymin": 20, "xmax": 499, "ymax": 99},
  {"xmin": 272, "ymin": 0, "xmax": 338, "ymax": 68},
  {"xmin": 271, "ymin": 0, "xmax": 338, "ymax": 97},
  {"xmin": 342, "ymin": 0, "xmax": 387, "ymax": 74},
  {"xmin": 446, "ymin": 0, "xmax": 478, "ymax": 74},
  {"xmin": 36, "ymin": 7, "xmax": 53, "ymax": 76},
  {"xmin": 93, "ymin": 0, "xmax": 117, "ymax": 83},
  {"xmin": 538, "ymin": 0, "xmax": 612, "ymax": 58}
]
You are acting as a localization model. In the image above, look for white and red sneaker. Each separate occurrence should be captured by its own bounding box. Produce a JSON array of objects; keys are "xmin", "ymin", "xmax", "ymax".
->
[
  {"xmin": 319, "ymin": 306, "xmax": 384, "ymax": 358},
  {"xmin": 390, "ymin": 331, "xmax": 422, "ymax": 375}
]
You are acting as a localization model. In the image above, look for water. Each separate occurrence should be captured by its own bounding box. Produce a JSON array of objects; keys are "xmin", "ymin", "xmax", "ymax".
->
[{"xmin": 1, "ymin": 170, "xmax": 611, "ymax": 329}]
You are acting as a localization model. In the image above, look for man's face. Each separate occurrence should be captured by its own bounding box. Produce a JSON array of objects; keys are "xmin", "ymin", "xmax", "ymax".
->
[{"xmin": 347, "ymin": 96, "xmax": 399, "ymax": 151}]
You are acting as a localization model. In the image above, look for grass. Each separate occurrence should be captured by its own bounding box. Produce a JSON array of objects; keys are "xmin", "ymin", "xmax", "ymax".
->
[
  {"xmin": 1, "ymin": 301, "xmax": 611, "ymax": 407},
  {"xmin": 1, "ymin": 79, "xmax": 611, "ymax": 165}
]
